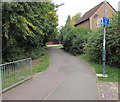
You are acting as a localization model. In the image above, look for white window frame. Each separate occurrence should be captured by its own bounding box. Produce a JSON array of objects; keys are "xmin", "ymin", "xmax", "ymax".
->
[{"xmin": 97, "ymin": 18, "xmax": 103, "ymax": 27}]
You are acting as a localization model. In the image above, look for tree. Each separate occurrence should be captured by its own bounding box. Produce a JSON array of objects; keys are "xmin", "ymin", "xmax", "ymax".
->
[
  {"xmin": 2, "ymin": 2, "xmax": 58, "ymax": 62},
  {"xmin": 59, "ymin": 12, "xmax": 81, "ymax": 43},
  {"xmin": 65, "ymin": 15, "xmax": 73, "ymax": 27},
  {"xmin": 72, "ymin": 12, "xmax": 81, "ymax": 24},
  {"xmin": 59, "ymin": 15, "xmax": 73, "ymax": 43}
]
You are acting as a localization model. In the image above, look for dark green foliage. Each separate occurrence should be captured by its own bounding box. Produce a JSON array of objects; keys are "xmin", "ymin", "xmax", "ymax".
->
[
  {"xmin": 59, "ymin": 13, "xmax": 81, "ymax": 44},
  {"xmin": 59, "ymin": 25, "xmax": 73, "ymax": 44},
  {"xmin": 2, "ymin": 2, "xmax": 58, "ymax": 62},
  {"xmin": 84, "ymin": 30, "xmax": 103, "ymax": 63},
  {"xmin": 63, "ymin": 27, "xmax": 91, "ymax": 55},
  {"xmin": 63, "ymin": 13, "xmax": 119, "ymax": 68},
  {"xmin": 85, "ymin": 14, "xmax": 120, "ymax": 67},
  {"xmin": 59, "ymin": 15, "xmax": 74, "ymax": 44},
  {"xmin": 72, "ymin": 12, "xmax": 81, "ymax": 24}
]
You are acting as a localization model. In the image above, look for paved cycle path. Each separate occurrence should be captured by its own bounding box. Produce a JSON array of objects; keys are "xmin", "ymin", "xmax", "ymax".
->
[{"xmin": 3, "ymin": 48, "xmax": 99, "ymax": 100}]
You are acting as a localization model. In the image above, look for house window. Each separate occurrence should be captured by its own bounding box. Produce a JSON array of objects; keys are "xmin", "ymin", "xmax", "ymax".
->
[
  {"xmin": 94, "ymin": 14, "xmax": 99, "ymax": 18},
  {"xmin": 97, "ymin": 18, "xmax": 102, "ymax": 27}
]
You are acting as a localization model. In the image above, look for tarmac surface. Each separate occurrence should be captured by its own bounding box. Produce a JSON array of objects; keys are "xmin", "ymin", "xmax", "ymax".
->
[{"xmin": 3, "ymin": 48, "xmax": 99, "ymax": 100}]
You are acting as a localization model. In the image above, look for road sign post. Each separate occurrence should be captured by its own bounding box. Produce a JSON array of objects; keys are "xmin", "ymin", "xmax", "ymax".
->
[
  {"xmin": 102, "ymin": 0, "xmax": 109, "ymax": 76},
  {"xmin": 102, "ymin": 25, "xmax": 106, "ymax": 76},
  {"xmin": 97, "ymin": 0, "xmax": 109, "ymax": 77},
  {"xmin": 102, "ymin": 17, "xmax": 109, "ymax": 76},
  {"xmin": 102, "ymin": 0, "xmax": 107, "ymax": 76}
]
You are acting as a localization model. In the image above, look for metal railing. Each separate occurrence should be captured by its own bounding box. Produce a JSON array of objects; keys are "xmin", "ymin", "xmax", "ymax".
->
[{"xmin": 0, "ymin": 58, "xmax": 32, "ymax": 92}]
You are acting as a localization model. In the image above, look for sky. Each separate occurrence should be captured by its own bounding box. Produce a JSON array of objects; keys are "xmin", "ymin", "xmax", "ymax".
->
[{"xmin": 52, "ymin": 0, "xmax": 120, "ymax": 27}]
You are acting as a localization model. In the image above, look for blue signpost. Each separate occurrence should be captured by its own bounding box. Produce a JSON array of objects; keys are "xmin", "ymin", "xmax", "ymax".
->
[{"xmin": 103, "ymin": 17, "xmax": 110, "ymax": 26}]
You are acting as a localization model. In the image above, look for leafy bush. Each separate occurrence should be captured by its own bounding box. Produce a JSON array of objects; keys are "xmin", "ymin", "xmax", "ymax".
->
[
  {"xmin": 85, "ymin": 14, "xmax": 120, "ymax": 67},
  {"xmin": 2, "ymin": 46, "xmax": 26, "ymax": 62},
  {"xmin": 59, "ymin": 25, "xmax": 74, "ymax": 44},
  {"xmin": 84, "ymin": 30, "xmax": 103, "ymax": 63},
  {"xmin": 2, "ymin": 2, "xmax": 58, "ymax": 62},
  {"xmin": 63, "ymin": 27, "xmax": 91, "ymax": 55},
  {"xmin": 2, "ymin": 45, "xmax": 46, "ymax": 63}
]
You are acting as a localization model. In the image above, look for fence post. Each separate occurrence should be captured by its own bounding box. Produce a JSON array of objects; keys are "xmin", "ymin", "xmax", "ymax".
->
[
  {"xmin": 30, "ymin": 58, "xmax": 33, "ymax": 76},
  {"xmin": 0, "ymin": 67, "xmax": 2, "ymax": 102},
  {"xmin": 0, "ymin": 1, "xmax": 2, "ymax": 102}
]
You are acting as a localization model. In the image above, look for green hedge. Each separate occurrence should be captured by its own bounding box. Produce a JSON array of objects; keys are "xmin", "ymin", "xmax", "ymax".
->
[
  {"xmin": 63, "ymin": 14, "xmax": 120, "ymax": 68},
  {"xmin": 85, "ymin": 14, "xmax": 120, "ymax": 67},
  {"xmin": 3, "ymin": 45, "xmax": 46, "ymax": 62},
  {"xmin": 63, "ymin": 27, "xmax": 91, "ymax": 55}
]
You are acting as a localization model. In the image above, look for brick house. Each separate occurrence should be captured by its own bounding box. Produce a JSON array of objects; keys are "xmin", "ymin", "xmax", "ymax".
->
[{"xmin": 74, "ymin": 1, "xmax": 116, "ymax": 31}]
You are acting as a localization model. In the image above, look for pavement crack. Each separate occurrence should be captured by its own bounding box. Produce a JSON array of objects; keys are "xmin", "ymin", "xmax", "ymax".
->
[{"xmin": 43, "ymin": 77, "xmax": 66, "ymax": 100}]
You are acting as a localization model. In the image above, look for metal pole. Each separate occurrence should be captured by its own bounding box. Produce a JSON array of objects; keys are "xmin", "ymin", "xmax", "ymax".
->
[
  {"xmin": 102, "ymin": 0, "xmax": 107, "ymax": 75},
  {"xmin": 0, "ymin": 57, "xmax": 1, "ymax": 99}
]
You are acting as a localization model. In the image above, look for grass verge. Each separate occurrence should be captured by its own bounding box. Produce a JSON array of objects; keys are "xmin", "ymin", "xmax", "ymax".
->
[
  {"xmin": 2, "ymin": 50, "xmax": 49, "ymax": 92},
  {"xmin": 46, "ymin": 44, "xmax": 63, "ymax": 48},
  {"xmin": 32, "ymin": 51, "xmax": 49, "ymax": 74},
  {"xmin": 79, "ymin": 55, "xmax": 119, "ymax": 82}
]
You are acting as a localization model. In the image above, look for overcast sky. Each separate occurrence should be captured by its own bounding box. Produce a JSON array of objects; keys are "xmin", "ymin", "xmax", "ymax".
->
[{"xmin": 52, "ymin": 0, "xmax": 120, "ymax": 27}]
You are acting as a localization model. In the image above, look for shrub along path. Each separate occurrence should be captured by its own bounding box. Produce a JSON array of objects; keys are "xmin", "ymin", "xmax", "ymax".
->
[{"xmin": 3, "ymin": 48, "xmax": 99, "ymax": 100}]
